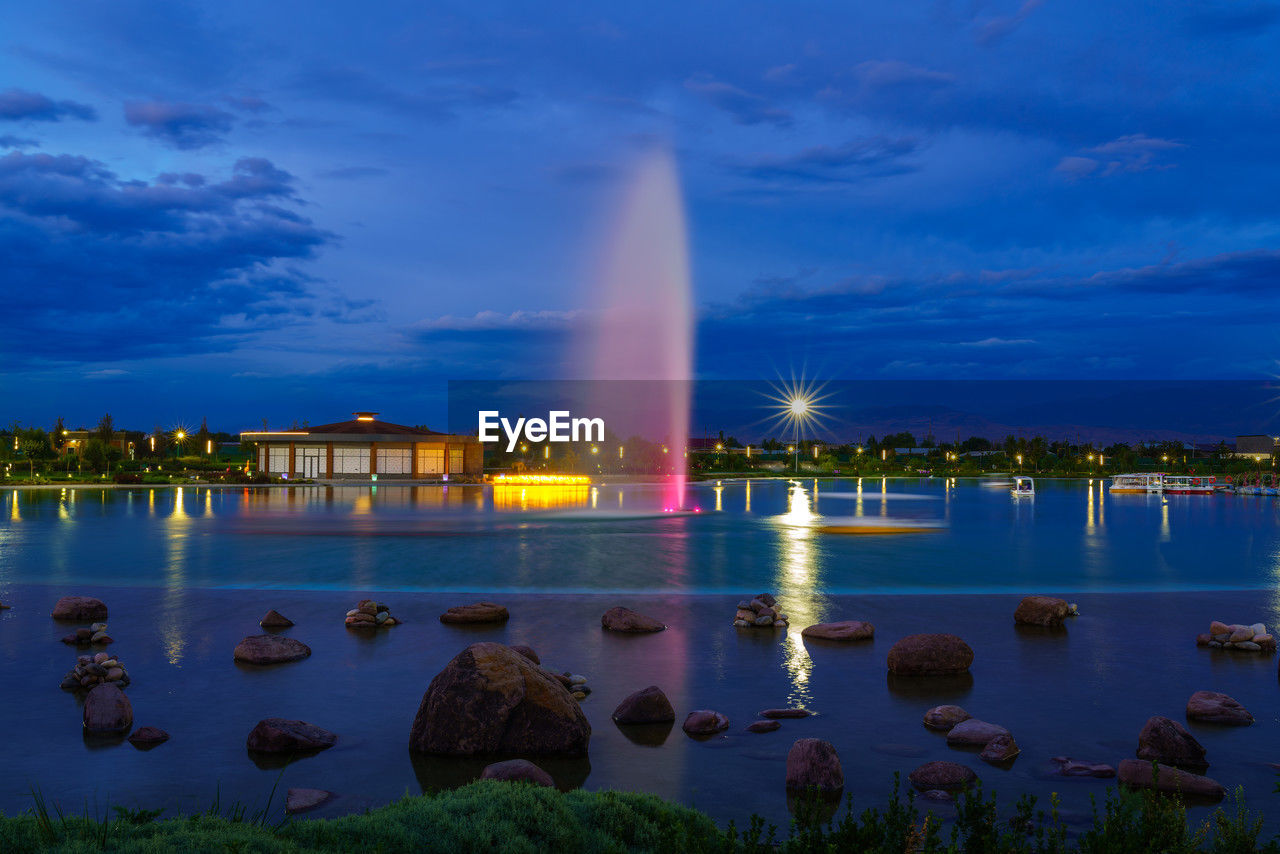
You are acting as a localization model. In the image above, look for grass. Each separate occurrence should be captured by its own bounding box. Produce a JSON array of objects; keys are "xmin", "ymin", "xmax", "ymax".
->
[{"xmin": 3, "ymin": 773, "xmax": 1280, "ymax": 854}]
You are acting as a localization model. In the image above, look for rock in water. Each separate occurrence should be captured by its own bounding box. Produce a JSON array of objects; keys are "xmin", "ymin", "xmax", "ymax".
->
[
  {"xmin": 923, "ymin": 705, "xmax": 971, "ymax": 731},
  {"xmin": 1014, "ymin": 596, "xmax": 1071, "ymax": 627},
  {"xmin": 1050, "ymin": 757, "xmax": 1115, "ymax": 778},
  {"xmin": 509, "ymin": 644, "xmax": 540, "ymax": 664},
  {"xmin": 233, "ymin": 635, "xmax": 311, "ymax": 665},
  {"xmin": 785, "ymin": 739, "xmax": 843, "ymax": 792},
  {"xmin": 908, "ymin": 760, "xmax": 978, "ymax": 791},
  {"xmin": 127, "ymin": 726, "xmax": 170, "ymax": 746},
  {"xmin": 439, "ymin": 602, "xmax": 510, "ymax": 624},
  {"xmin": 52, "ymin": 596, "xmax": 108, "ymax": 621},
  {"xmin": 259, "ymin": 609, "xmax": 294, "ymax": 628},
  {"xmin": 1137, "ymin": 716, "xmax": 1207, "ymax": 769},
  {"xmin": 601, "ymin": 606, "xmax": 666, "ymax": 632},
  {"xmin": 612, "ymin": 686, "xmax": 675, "ymax": 724},
  {"xmin": 886, "ymin": 634, "xmax": 973, "ymax": 675},
  {"xmin": 747, "ymin": 720, "xmax": 781, "ymax": 733},
  {"xmin": 801, "ymin": 621, "xmax": 874, "ymax": 641},
  {"xmin": 285, "ymin": 788, "xmax": 333, "ymax": 814},
  {"xmin": 980, "ymin": 733, "xmax": 1020, "ymax": 763},
  {"xmin": 1117, "ymin": 759, "xmax": 1224, "ymax": 801},
  {"xmin": 1186, "ymin": 691, "xmax": 1253, "ymax": 726},
  {"xmin": 760, "ymin": 708, "xmax": 811, "ymax": 719},
  {"xmin": 409, "ymin": 642, "xmax": 589, "ymax": 755},
  {"xmin": 83, "ymin": 684, "xmax": 132, "ymax": 734},
  {"xmin": 946, "ymin": 719, "xmax": 1010, "ymax": 747},
  {"xmin": 246, "ymin": 719, "xmax": 337, "ymax": 753},
  {"xmin": 682, "ymin": 710, "xmax": 730, "ymax": 735},
  {"xmin": 480, "ymin": 759, "xmax": 555, "ymax": 787}
]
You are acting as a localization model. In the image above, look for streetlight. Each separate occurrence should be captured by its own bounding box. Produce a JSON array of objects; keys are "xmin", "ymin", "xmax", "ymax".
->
[{"xmin": 1017, "ymin": 454, "xmax": 1023, "ymax": 472}]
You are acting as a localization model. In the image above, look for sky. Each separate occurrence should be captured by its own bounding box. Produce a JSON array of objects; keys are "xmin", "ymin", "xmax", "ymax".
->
[{"xmin": 2, "ymin": 0, "xmax": 1279, "ymax": 432}]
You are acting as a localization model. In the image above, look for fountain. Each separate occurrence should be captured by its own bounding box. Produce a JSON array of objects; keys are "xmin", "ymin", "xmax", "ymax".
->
[{"xmin": 578, "ymin": 147, "xmax": 693, "ymax": 510}]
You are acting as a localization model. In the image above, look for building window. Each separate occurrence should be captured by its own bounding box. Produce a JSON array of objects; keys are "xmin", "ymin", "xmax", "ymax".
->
[
  {"xmin": 296, "ymin": 445, "xmax": 327, "ymax": 477},
  {"xmin": 333, "ymin": 446, "xmax": 370, "ymax": 475},
  {"xmin": 268, "ymin": 447, "xmax": 289, "ymax": 474},
  {"xmin": 448, "ymin": 448, "xmax": 464, "ymax": 474},
  {"xmin": 417, "ymin": 448, "xmax": 444, "ymax": 474},
  {"xmin": 377, "ymin": 448, "xmax": 411, "ymax": 475}
]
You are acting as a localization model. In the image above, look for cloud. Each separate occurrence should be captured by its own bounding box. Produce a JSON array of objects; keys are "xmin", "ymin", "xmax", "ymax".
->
[
  {"xmin": 291, "ymin": 65, "xmax": 518, "ymax": 118},
  {"xmin": 975, "ymin": 0, "xmax": 1046, "ymax": 45},
  {"xmin": 0, "ymin": 134, "xmax": 39, "ymax": 148},
  {"xmin": 684, "ymin": 75, "xmax": 791, "ymax": 127},
  {"xmin": 852, "ymin": 60, "xmax": 955, "ymax": 91},
  {"xmin": 1056, "ymin": 133, "xmax": 1185, "ymax": 179},
  {"xmin": 124, "ymin": 100, "xmax": 236, "ymax": 149},
  {"xmin": 735, "ymin": 136, "xmax": 921, "ymax": 184},
  {"xmin": 414, "ymin": 310, "xmax": 582, "ymax": 333},
  {"xmin": 0, "ymin": 88, "xmax": 97, "ymax": 122},
  {"xmin": 1183, "ymin": 4, "xmax": 1280, "ymax": 35},
  {"xmin": 0, "ymin": 151, "xmax": 336, "ymax": 363},
  {"xmin": 316, "ymin": 165, "xmax": 389, "ymax": 180},
  {"xmin": 223, "ymin": 95, "xmax": 274, "ymax": 113}
]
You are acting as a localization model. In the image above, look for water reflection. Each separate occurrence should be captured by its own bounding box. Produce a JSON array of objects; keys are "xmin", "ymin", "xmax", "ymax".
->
[
  {"xmin": 161, "ymin": 488, "xmax": 190, "ymax": 666},
  {"xmin": 771, "ymin": 482, "xmax": 820, "ymax": 706},
  {"xmin": 492, "ymin": 484, "xmax": 590, "ymax": 512}
]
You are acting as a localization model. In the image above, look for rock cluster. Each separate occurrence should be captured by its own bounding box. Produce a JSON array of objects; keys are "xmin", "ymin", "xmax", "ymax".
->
[
  {"xmin": 1195, "ymin": 621, "xmax": 1275, "ymax": 652},
  {"xmin": 346, "ymin": 599, "xmax": 400, "ymax": 629},
  {"xmin": 733, "ymin": 593, "xmax": 788, "ymax": 629},
  {"xmin": 1013, "ymin": 595, "xmax": 1077, "ymax": 627},
  {"xmin": 61, "ymin": 651, "xmax": 130, "ymax": 690},
  {"xmin": 61, "ymin": 622, "xmax": 113, "ymax": 646},
  {"xmin": 601, "ymin": 606, "xmax": 665, "ymax": 633},
  {"xmin": 558, "ymin": 672, "xmax": 592, "ymax": 701}
]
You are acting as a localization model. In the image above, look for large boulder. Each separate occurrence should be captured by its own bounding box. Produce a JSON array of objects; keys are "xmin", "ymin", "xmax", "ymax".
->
[
  {"xmin": 409, "ymin": 642, "xmax": 589, "ymax": 755},
  {"xmin": 1013, "ymin": 596, "xmax": 1071, "ymax": 627},
  {"xmin": 246, "ymin": 719, "xmax": 337, "ymax": 753},
  {"xmin": 946, "ymin": 719, "xmax": 1010, "ymax": 747},
  {"xmin": 682, "ymin": 710, "xmax": 730, "ymax": 735},
  {"xmin": 260, "ymin": 609, "xmax": 294, "ymax": 628},
  {"xmin": 601, "ymin": 607, "xmax": 665, "ymax": 633},
  {"xmin": 801, "ymin": 621, "xmax": 874, "ymax": 642},
  {"xmin": 1186, "ymin": 691, "xmax": 1253, "ymax": 726},
  {"xmin": 1118, "ymin": 759, "xmax": 1225, "ymax": 801},
  {"xmin": 439, "ymin": 602, "xmax": 510, "ymax": 624},
  {"xmin": 1137, "ymin": 716, "xmax": 1207, "ymax": 769},
  {"xmin": 923, "ymin": 705, "xmax": 971, "ymax": 731},
  {"xmin": 83, "ymin": 684, "xmax": 132, "ymax": 734},
  {"xmin": 612, "ymin": 686, "xmax": 675, "ymax": 724},
  {"xmin": 908, "ymin": 761, "xmax": 977, "ymax": 792},
  {"xmin": 887, "ymin": 634, "xmax": 973, "ymax": 675},
  {"xmin": 481, "ymin": 759, "xmax": 555, "ymax": 787},
  {"xmin": 233, "ymin": 635, "xmax": 311, "ymax": 665},
  {"xmin": 785, "ymin": 739, "xmax": 844, "ymax": 792},
  {"xmin": 509, "ymin": 645, "xmax": 540, "ymax": 664},
  {"xmin": 52, "ymin": 596, "xmax": 108, "ymax": 621}
]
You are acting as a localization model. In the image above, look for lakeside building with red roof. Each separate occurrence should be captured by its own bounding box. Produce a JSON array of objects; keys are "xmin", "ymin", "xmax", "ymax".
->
[{"xmin": 240, "ymin": 412, "xmax": 482, "ymax": 480}]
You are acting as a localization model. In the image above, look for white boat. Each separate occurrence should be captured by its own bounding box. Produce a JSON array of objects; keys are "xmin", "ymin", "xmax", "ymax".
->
[
  {"xmin": 1109, "ymin": 473, "xmax": 1164, "ymax": 494},
  {"xmin": 1011, "ymin": 476, "xmax": 1035, "ymax": 497},
  {"xmin": 1161, "ymin": 474, "xmax": 1217, "ymax": 495}
]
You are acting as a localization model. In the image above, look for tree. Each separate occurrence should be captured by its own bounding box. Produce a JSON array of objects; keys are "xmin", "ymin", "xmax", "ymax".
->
[
  {"xmin": 52, "ymin": 416, "xmax": 65, "ymax": 452},
  {"xmin": 95, "ymin": 413, "xmax": 114, "ymax": 445},
  {"xmin": 197, "ymin": 417, "xmax": 211, "ymax": 456}
]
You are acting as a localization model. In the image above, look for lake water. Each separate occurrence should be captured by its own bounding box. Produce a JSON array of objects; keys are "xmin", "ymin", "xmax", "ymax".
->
[{"xmin": 1, "ymin": 478, "xmax": 1279, "ymax": 832}]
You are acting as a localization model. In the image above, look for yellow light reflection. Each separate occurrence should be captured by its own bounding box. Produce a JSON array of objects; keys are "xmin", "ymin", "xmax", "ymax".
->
[
  {"xmin": 744, "ymin": 479, "xmax": 752, "ymax": 513},
  {"xmin": 162, "ymin": 487, "xmax": 190, "ymax": 666},
  {"xmin": 771, "ymin": 482, "xmax": 822, "ymax": 707},
  {"xmin": 492, "ymin": 484, "xmax": 589, "ymax": 512},
  {"xmin": 714, "ymin": 483, "xmax": 723, "ymax": 512}
]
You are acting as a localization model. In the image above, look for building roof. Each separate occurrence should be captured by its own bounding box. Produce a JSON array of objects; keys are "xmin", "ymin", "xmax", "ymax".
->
[{"xmin": 305, "ymin": 418, "xmax": 444, "ymax": 436}]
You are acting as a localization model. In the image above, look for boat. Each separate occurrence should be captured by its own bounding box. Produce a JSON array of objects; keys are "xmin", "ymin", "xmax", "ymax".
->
[
  {"xmin": 816, "ymin": 516, "xmax": 945, "ymax": 535},
  {"xmin": 1011, "ymin": 476, "xmax": 1035, "ymax": 498},
  {"xmin": 1109, "ymin": 473, "xmax": 1164, "ymax": 494},
  {"xmin": 1161, "ymin": 474, "xmax": 1217, "ymax": 495}
]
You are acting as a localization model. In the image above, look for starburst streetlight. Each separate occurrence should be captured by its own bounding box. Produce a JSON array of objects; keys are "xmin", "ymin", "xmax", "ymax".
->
[{"xmin": 762, "ymin": 376, "xmax": 833, "ymax": 473}]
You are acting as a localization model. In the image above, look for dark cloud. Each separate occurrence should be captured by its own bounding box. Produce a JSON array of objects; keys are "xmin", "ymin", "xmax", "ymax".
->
[
  {"xmin": 123, "ymin": 100, "xmax": 235, "ymax": 149},
  {"xmin": 684, "ymin": 75, "xmax": 791, "ymax": 126},
  {"xmin": 0, "ymin": 88, "xmax": 97, "ymax": 122},
  {"xmin": 0, "ymin": 151, "xmax": 336, "ymax": 363},
  {"xmin": 0, "ymin": 134, "xmax": 39, "ymax": 148},
  {"xmin": 734, "ymin": 136, "xmax": 921, "ymax": 184}
]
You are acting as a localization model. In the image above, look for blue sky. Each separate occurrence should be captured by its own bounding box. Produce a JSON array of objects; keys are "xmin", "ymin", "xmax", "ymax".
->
[{"xmin": 2, "ymin": 0, "xmax": 1278, "ymax": 429}]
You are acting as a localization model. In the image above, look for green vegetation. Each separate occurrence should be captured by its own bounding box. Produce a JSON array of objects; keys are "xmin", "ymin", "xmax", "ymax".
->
[{"xmin": 3, "ymin": 777, "xmax": 1278, "ymax": 854}]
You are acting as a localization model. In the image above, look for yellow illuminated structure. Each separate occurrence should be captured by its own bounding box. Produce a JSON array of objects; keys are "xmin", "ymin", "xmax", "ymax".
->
[{"xmin": 490, "ymin": 473, "xmax": 592, "ymax": 486}]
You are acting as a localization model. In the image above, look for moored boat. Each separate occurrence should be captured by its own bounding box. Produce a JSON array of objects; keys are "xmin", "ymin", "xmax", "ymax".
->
[
  {"xmin": 1011, "ymin": 475, "xmax": 1035, "ymax": 498},
  {"xmin": 1161, "ymin": 474, "xmax": 1217, "ymax": 495},
  {"xmin": 1109, "ymin": 473, "xmax": 1164, "ymax": 494}
]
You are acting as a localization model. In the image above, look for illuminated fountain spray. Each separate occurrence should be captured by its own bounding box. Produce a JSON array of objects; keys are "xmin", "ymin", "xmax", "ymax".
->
[{"xmin": 582, "ymin": 148, "xmax": 693, "ymax": 510}]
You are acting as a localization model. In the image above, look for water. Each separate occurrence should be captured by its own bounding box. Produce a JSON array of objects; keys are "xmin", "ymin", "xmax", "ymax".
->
[{"xmin": 2, "ymin": 479, "xmax": 1280, "ymax": 831}]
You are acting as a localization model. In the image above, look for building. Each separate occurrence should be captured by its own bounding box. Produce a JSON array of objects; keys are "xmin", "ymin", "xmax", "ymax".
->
[
  {"xmin": 63, "ymin": 430, "xmax": 137, "ymax": 458},
  {"xmin": 1235, "ymin": 435, "xmax": 1279, "ymax": 461},
  {"xmin": 240, "ymin": 412, "xmax": 482, "ymax": 480}
]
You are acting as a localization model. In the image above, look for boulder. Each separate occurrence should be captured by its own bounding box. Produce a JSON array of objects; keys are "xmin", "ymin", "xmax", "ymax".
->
[
  {"xmin": 480, "ymin": 759, "xmax": 555, "ymax": 787},
  {"xmin": 260, "ymin": 609, "xmax": 294, "ymax": 628},
  {"xmin": 1050, "ymin": 757, "xmax": 1115, "ymax": 778},
  {"xmin": 923, "ymin": 705, "xmax": 971, "ymax": 731},
  {"xmin": 979, "ymin": 733, "xmax": 1020, "ymax": 763},
  {"xmin": 612, "ymin": 686, "xmax": 675, "ymax": 724},
  {"xmin": 908, "ymin": 760, "xmax": 977, "ymax": 792},
  {"xmin": 285, "ymin": 788, "xmax": 333, "ymax": 814},
  {"xmin": 83, "ymin": 684, "xmax": 132, "ymax": 734},
  {"xmin": 747, "ymin": 720, "xmax": 781, "ymax": 733},
  {"xmin": 1186, "ymin": 691, "xmax": 1253, "ymax": 726},
  {"xmin": 946, "ymin": 719, "xmax": 1009, "ymax": 747},
  {"xmin": 439, "ymin": 602, "xmax": 510, "ymax": 624},
  {"xmin": 886, "ymin": 634, "xmax": 973, "ymax": 676},
  {"xmin": 52, "ymin": 596, "xmax": 108, "ymax": 621},
  {"xmin": 246, "ymin": 719, "xmax": 337, "ymax": 753},
  {"xmin": 785, "ymin": 739, "xmax": 844, "ymax": 792},
  {"xmin": 682, "ymin": 710, "xmax": 730, "ymax": 736},
  {"xmin": 601, "ymin": 606, "xmax": 665, "ymax": 633},
  {"xmin": 233, "ymin": 635, "xmax": 311, "ymax": 665},
  {"xmin": 761, "ymin": 708, "xmax": 811, "ymax": 719},
  {"xmin": 1137, "ymin": 716, "xmax": 1207, "ymax": 769},
  {"xmin": 127, "ymin": 726, "xmax": 169, "ymax": 746},
  {"xmin": 1117, "ymin": 759, "xmax": 1224, "ymax": 801},
  {"xmin": 509, "ymin": 644, "xmax": 540, "ymax": 665},
  {"xmin": 801, "ymin": 621, "xmax": 874, "ymax": 642},
  {"xmin": 1014, "ymin": 596, "xmax": 1071, "ymax": 627},
  {"xmin": 409, "ymin": 642, "xmax": 589, "ymax": 755}
]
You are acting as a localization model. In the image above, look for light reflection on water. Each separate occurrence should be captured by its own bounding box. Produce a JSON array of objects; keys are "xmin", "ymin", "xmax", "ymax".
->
[{"xmin": 772, "ymin": 482, "xmax": 819, "ymax": 707}]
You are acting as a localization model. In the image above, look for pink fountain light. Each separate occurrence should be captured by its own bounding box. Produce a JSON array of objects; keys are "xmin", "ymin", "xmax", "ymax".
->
[{"xmin": 579, "ymin": 147, "xmax": 693, "ymax": 510}]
